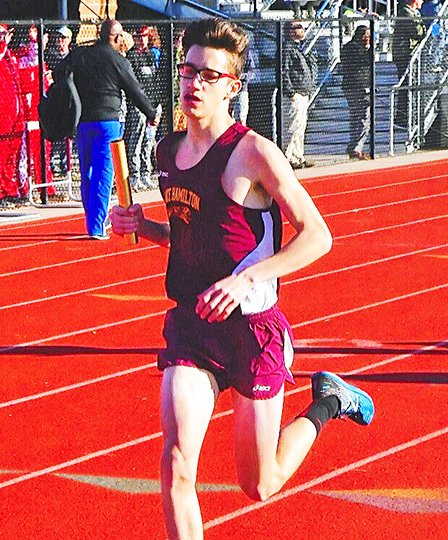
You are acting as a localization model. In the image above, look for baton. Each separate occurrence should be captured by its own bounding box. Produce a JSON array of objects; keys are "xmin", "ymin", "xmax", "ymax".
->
[{"xmin": 110, "ymin": 139, "xmax": 138, "ymax": 245}]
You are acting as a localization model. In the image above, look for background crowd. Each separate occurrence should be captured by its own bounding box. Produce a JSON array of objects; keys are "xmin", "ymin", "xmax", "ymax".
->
[{"xmin": 0, "ymin": 0, "xmax": 445, "ymax": 209}]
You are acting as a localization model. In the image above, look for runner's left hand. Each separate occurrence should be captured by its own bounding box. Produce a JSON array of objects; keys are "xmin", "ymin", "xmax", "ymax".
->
[{"xmin": 196, "ymin": 273, "xmax": 254, "ymax": 323}]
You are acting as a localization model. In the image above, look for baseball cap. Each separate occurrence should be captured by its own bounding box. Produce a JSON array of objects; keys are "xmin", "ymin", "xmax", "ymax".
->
[{"xmin": 56, "ymin": 25, "xmax": 72, "ymax": 39}]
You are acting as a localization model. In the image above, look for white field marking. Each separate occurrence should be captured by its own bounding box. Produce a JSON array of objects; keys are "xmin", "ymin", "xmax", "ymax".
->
[
  {"xmin": 1, "ymin": 340, "xmax": 446, "ymax": 491},
  {"xmin": 323, "ymin": 191, "xmax": 448, "ymax": 218},
  {"xmin": 0, "ymin": 243, "xmax": 158, "ymax": 279},
  {"xmin": 300, "ymin": 161, "xmax": 447, "ymax": 185},
  {"xmin": 0, "ymin": 200, "xmax": 165, "ymax": 232},
  {"xmin": 2, "ymin": 189, "xmax": 446, "ymax": 254},
  {"xmin": 311, "ymin": 173, "xmax": 447, "ymax": 199},
  {"xmin": 334, "ymin": 213, "xmax": 448, "ymax": 240},
  {"xmin": 0, "ymin": 361, "xmax": 157, "ymax": 409},
  {"xmin": 5, "ymin": 240, "xmax": 446, "ymax": 311},
  {"xmin": 2, "ymin": 219, "xmax": 447, "ymax": 311},
  {"xmin": 0, "ymin": 235, "xmax": 86, "ymax": 252},
  {"xmin": 0, "ymin": 432, "xmax": 163, "ymax": 490},
  {"xmin": 1, "ymin": 284, "xmax": 446, "ymax": 409},
  {"xmin": 0, "ymin": 342, "xmax": 448, "ymax": 492},
  {"xmin": 1, "ymin": 214, "xmax": 445, "ymax": 280},
  {"xmin": 203, "ymin": 426, "xmax": 448, "ymax": 531},
  {"xmin": 0, "ymin": 214, "xmax": 83, "ymax": 232},
  {"xmin": 290, "ymin": 282, "xmax": 448, "ymax": 329},
  {"xmin": 0, "ymin": 310, "xmax": 166, "ymax": 356},
  {"xmin": 0, "ymin": 272, "xmax": 166, "ymax": 311},
  {"xmin": 282, "ymin": 242, "xmax": 448, "ymax": 286},
  {"xmin": 285, "ymin": 340, "xmax": 448, "ymax": 397}
]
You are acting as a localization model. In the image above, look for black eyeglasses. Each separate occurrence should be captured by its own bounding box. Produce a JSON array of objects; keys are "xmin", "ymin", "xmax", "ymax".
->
[{"xmin": 177, "ymin": 63, "xmax": 238, "ymax": 84}]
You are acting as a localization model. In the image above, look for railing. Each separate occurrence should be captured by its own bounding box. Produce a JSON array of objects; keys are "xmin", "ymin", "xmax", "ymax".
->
[{"xmin": 390, "ymin": 3, "xmax": 448, "ymax": 154}]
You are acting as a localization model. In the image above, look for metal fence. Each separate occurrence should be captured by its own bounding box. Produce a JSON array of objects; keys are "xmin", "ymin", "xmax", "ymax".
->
[{"xmin": 1, "ymin": 15, "xmax": 447, "ymax": 207}]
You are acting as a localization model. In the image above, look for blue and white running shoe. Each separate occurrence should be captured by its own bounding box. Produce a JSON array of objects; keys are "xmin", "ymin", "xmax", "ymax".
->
[{"xmin": 311, "ymin": 371, "xmax": 374, "ymax": 425}]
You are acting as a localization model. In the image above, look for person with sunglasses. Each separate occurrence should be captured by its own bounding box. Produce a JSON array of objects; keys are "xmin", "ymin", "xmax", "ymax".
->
[
  {"xmin": 111, "ymin": 17, "xmax": 374, "ymax": 540},
  {"xmin": 282, "ymin": 21, "xmax": 316, "ymax": 169}
]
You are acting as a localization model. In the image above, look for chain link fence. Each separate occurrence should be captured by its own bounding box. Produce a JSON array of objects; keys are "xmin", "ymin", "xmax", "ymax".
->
[{"xmin": 0, "ymin": 15, "xmax": 447, "ymax": 208}]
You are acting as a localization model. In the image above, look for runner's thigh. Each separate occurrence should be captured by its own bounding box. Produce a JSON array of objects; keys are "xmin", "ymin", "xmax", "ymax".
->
[
  {"xmin": 232, "ymin": 387, "xmax": 284, "ymax": 482},
  {"xmin": 161, "ymin": 365, "xmax": 219, "ymax": 466}
]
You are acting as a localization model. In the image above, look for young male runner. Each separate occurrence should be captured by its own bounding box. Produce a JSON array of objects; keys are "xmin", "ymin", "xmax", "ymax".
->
[{"xmin": 111, "ymin": 17, "xmax": 374, "ymax": 540}]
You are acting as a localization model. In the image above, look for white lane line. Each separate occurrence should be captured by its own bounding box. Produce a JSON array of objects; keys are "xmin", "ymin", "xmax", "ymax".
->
[
  {"xmin": 1, "ymin": 191, "xmax": 447, "ymax": 253},
  {"xmin": 203, "ymin": 426, "xmax": 448, "ymax": 531},
  {"xmin": 0, "ymin": 244, "xmax": 159, "ymax": 279},
  {"xmin": 0, "ymin": 361, "xmax": 157, "ymax": 409},
  {"xmin": 285, "ymin": 340, "xmax": 448, "ymax": 397},
  {"xmin": 1, "ymin": 341, "xmax": 446, "ymax": 490},
  {"xmin": 291, "ymin": 282, "xmax": 448, "ymax": 329},
  {"xmin": 0, "ymin": 310, "xmax": 167, "ymax": 355},
  {"xmin": 324, "ymin": 191, "xmax": 448, "ymax": 218},
  {"xmin": 0, "ymin": 272, "xmax": 166, "ymax": 311},
  {"xmin": 0, "ymin": 200, "xmax": 164, "ymax": 232},
  {"xmin": 0, "ymin": 213, "xmax": 442, "ymax": 281},
  {"xmin": 2, "ymin": 213, "xmax": 446, "ymax": 280},
  {"xmin": 2, "ymin": 235, "xmax": 447, "ymax": 312},
  {"xmin": 0, "ymin": 235, "xmax": 86, "ymax": 252},
  {"xmin": 283, "ymin": 242, "xmax": 448, "ymax": 285},
  {"xmin": 301, "ymin": 160, "xmax": 448, "ymax": 185},
  {"xmin": 312, "ymin": 173, "xmax": 447, "ymax": 199},
  {"xmin": 0, "ymin": 432, "xmax": 163, "ymax": 489},
  {"xmin": 334, "ymin": 213, "xmax": 448, "ymax": 239}
]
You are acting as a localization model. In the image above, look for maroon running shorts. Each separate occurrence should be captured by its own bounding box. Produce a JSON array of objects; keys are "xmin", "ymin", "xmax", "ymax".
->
[{"xmin": 158, "ymin": 303, "xmax": 295, "ymax": 399}]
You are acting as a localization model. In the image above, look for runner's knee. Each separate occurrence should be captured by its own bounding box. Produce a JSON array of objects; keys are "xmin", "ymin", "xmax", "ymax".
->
[
  {"xmin": 238, "ymin": 474, "xmax": 280, "ymax": 502},
  {"xmin": 161, "ymin": 444, "xmax": 196, "ymax": 491}
]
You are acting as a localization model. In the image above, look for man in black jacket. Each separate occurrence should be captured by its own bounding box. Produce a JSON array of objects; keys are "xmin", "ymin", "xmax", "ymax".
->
[
  {"xmin": 282, "ymin": 22, "xmax": 316, "ymax": 169},
  {"xmin": 59, "ymin": 19, "xmax": 158, "ymax": 239},
  {"xmin": 341, "ymin": 25, "xmax": 372, "ymax": 160}
]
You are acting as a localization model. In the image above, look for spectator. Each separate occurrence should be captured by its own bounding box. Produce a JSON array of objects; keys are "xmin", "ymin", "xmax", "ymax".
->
[
  {"xmin": 341, "ymin": 25, "xmax": 372, "ymax": 160},
  {"xmin": 123, "ymin": 25, "xmax": 160, "ymax": 192},
  {"xmin": 46, "ymin": 25, "xmax": 73, "ymax": 177},
  {"xmin": 57, "ymin": 19, "xmax": 158, "ymax": 240},
  {"xmin": 145, "ymin": 26, "xmax": 163, "ymax": 172},
  {"xmin": 46, "ymin": 25, "xmax": 72, "ymax": 70},
  {"xmin": 285, "ymin": 0, "xmax": 319, "ymax": 18},
  {"xmin": 17, "ymin": 24, "xmax": 55, "ymax": 199},
  {"xmin": 146, "ymin": 25, "xmax": 161, "ymax": 69},
  {"xmin": 282, "ymin": 21, "xmax": 316, "ymax": 169},
  {"xmin": 420, "ymin": 0, "xmax": 445, "ymax": 73},
  {"xmin": 232, "ymin": 47, "xmax": 255, "ymax": 126},
  {"xmin": 0, "ymin": 24, "xmax": 25, "ymax": 205},
  {"xmin": 392, "ymin": 0, "xmax": 426, "ymax": 126}
]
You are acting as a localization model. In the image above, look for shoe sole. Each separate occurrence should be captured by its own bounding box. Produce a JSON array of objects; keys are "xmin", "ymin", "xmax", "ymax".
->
[
  {"xmin": 89, "ymin": 234, "xmax": 110, "ymax": 241},
  {"xmin": 311, "ymin": 371, "xmax": 374, "ymax": 425}
]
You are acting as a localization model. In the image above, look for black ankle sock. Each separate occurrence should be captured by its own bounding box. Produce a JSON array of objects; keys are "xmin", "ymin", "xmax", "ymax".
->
[{"xmin": 298, "ymin": 395, "xmax": 340, "ymax": 436}]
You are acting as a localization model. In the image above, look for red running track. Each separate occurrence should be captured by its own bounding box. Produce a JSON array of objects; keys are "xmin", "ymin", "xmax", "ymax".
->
[{"xmin": 0, "ymin": 158, "xmax": 447, "ymax": 539}]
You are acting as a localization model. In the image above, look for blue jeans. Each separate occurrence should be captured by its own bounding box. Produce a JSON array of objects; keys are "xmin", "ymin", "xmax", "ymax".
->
[{"xmin": 77, "ymin": 120, "xmax": 123, "ymax": 236}]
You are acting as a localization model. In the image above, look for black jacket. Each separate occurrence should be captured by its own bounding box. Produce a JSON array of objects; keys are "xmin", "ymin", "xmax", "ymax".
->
[
  {"xmin": 341, "ymin": 39, "xmax": 371, "ymax": 92},
  {"xmin": 58, "ymin": 41, "xmax": 157, "ymax": 123},
  {"xmin": 282, "ymin": 39, "xmax": 315, "ymax": 98}
]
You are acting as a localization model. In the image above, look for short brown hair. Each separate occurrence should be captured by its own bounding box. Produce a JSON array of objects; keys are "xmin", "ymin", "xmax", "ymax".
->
[{"xmin": 182, "ymin": 17, "xmax": 249, "ymax": 78}]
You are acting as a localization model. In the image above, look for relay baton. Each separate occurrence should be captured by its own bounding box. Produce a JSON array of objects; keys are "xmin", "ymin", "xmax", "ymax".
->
[{"xmin": 110, "ymin": 139, "xmax": 138, "ymax": 245}]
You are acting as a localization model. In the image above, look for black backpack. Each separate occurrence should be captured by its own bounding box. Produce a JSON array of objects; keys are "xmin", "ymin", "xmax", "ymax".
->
[{"xmin": 38, "ymin": 65, "xmax": 81, "ymax": 142}]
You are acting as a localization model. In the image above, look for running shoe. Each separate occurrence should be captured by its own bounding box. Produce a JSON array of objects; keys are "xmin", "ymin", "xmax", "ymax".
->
[{"xmin": 311, "ymin": 371, "xmax": 374, "ymax": 425}]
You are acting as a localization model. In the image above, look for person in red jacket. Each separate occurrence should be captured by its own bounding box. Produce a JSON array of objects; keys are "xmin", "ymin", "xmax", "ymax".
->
[
  {"xmin": 0, "ymin": 24, "xmax": 25, "ymax": 204},
  {"xmin": 17, "ymin": 24, "xmax": 55, "ymax": 198}
]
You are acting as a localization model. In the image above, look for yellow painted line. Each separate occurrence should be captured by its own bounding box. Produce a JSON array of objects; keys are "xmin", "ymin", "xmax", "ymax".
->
[
  {"xmin": 422, "ymin": 254, "xmax": 448, "ymax": 259},
  {"xmin": 92, "ymin": 294, "xmax": 167, "ymax": 301}
]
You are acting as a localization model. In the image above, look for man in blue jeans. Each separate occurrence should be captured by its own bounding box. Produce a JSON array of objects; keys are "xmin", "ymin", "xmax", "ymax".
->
[{"xmin": 59, "ymin": 19, "xmax": 158, "ymax": 239}]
